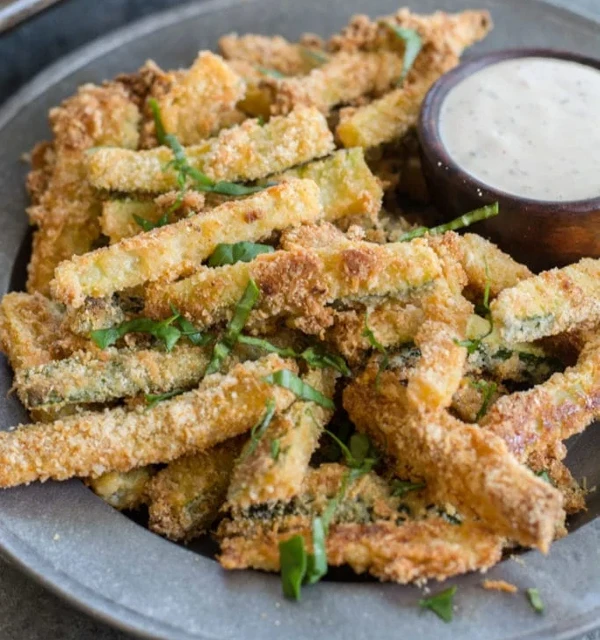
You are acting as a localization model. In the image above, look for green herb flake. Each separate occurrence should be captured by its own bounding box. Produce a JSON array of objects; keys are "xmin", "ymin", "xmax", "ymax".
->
[
  {"xmin": 207, "ymin": 242, "xmax": 274, "ymax": 267},
  {"xmin": 241, "ymin": 399, "xmax": 277, "ymax": 461},
  {"xmin": 279, "ymin": 536, "xmax": 307, "ymax": 600},
  {"xmin": 470, "ymin": 379, "xmax": 498, "ymax": 421},
  {"xmin": 385, "ymin": 24, "xmax": 423, "ymax": 86},
  {"xmin": 263, "ymin": 369, "xmax": 335, "ymax": 409},
  {"xmin": 133, "ymin": 212, "xmax": 170, "ymax": 232},
  {"xmin": 148, "ymin": 98, "xmax": 268, "ymax": 198},
  {"xmin": 90, "ymin": 314, "xmax": 182, "ymax": 352},
  {"xmin": 305, "ymin": 516, "xmax": 328, "ymax": 584},
  {"xmin": 419, "ymin": 586, "xmax": 457, "ymax": 622},
  {"xmin": 300, "ymin": 47, "xmax": 329, "ymax": 65},
  {"xmin": 535, "ymin": 470, "xmax": 553, "ymax": 485},
  {"xmin": 526, "ymin": 588, "xmax": 544, "ymax": 614},
  {"xmin": 398, "ymin": 202, "xmax": 499, "ymax": 242},
  {"xmin": 270, "ymin": 438, "xmax": 281, "ymax": 461},
  {"xmin": 390, "ymin": 479, "xmax": 426, "ymax": 497},
  {"xmin": 256, "ymin": 66, "xmax": 287, "ymax": 79},
  {"xmin": 145, "ymin": 389, "xmax": 184, "ymax": 409},
  {"xmin": 205, "ymin": 279, "xmax": 260, "ymax": 375}
]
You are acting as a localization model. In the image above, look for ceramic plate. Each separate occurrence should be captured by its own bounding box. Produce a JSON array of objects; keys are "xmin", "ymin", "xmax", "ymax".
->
[{"xmin": 0, "ymin": 1, "xmax": 598, "ymax": 638}]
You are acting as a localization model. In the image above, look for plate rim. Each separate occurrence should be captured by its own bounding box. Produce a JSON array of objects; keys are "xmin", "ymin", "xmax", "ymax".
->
[{"xmin": 0, "ymin": 1, "xmax": 599, "ymax": 638}]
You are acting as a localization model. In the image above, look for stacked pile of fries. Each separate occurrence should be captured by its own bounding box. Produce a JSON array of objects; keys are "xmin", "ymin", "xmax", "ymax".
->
[{"xmin": 1, "ymin": 6, "xmax": 599, "ymax": 600}]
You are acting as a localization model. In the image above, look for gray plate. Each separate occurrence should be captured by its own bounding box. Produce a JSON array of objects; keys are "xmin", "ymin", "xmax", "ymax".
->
[{"xmin": 0, "ymin": 0, "xmax": 599, "ymax": 638}]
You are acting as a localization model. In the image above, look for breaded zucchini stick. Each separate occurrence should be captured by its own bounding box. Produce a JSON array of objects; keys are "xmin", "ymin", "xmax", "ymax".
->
[
  {"xmin": 0, "ymin": 355, "xmax": 298, "ymax": 488},
  {"xmin": 491, "ymin": 258, "xmax": 600, "ymax": 343},
  {"xmin": 0, "ymin": 292, "xmax": 88, "ymax": 369},
  {"xmin": 327, "ymin": 8, "xmax": 492, "ymax": 54},
  {"xmin": 87, "ymin": 107, "xmax": 334, "ymax": 193},
  {"xmin": 263, "ymin": 51, "xmax": 404, "ymax": 115},
  {"xmin": 52, "ymin": 179, "xmax": 322, "ymax": 307},
  {"xmin": 336, "ymin": 52, "xmax": 458, "ymax": 148},
  {"xmin": 407, "ymin": 320, "xmax": 467, "ymax": 412},
  {"xmin": 15, "ymin": 343, "xmax": 213, "ymax": 410},
  {"xmin": 27, "ymin": 83, "xmax": 140, "ymax": 295},
  {"xmin": 274, "ymin": 149, "xmax": 382, "ymax": 223},
  {"xmin": 86, "ymin": 466, "xmax": 155, "ymax": 510},
  {"xmin": 219, "ymin": 33, "xmax": 323, "ymax": 76},
  {"xmin": 100, "ymin": 200, "xmax": 164, "ymax": 244},
  {"xmin": 481, "ymin": 336, "xmax": 600, "ymax": 461},
  {"xmin": 147, "ymin": 437, "xmax": 244, "ymax": 541},
  {"xmin": 144, "ymin": 238, "xmax": 442, "ymax": 336},
  {"xmin": 152, "ymin": 51, "xmax": 245, "ymax": 145},
  {"xmin": 226, "ymin": 369, "xmax": 336, "ymax": 509},
  {"xmin": 219, "ymin": 464, "xmax": 503, "ymax": 582},
  {"xmin": 344, "ymin": 366, "xmax": 564, "ymax": 552}
]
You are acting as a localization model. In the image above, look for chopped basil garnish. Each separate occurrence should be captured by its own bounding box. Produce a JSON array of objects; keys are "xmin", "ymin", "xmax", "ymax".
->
[
  {"xmin": 148, "ymin": 98, "xmax": 268, "ymax": 197},
  {"xmin": 256, "ymin": 66, "xmax": 287, "ymax": 78},
  {"xmin": 535, "ymin": 470, "xmax": 553, "ymax": 485},
  {"xmin": 300, "ymin": 47, "xmax": 329, "ymax": 65},
  {"xmin": 206, "ymin": 279, "xmax": 260, "ymax": 375},
  {"xmin": 398, "ymin": 202, "xmax": 499, "ymax": 242},
  {"xmin": 419, "ymin": 586, "xmax": 457, "ymax": 622},
  {"xmin": 238, "ymin": 335, "xmax": 350, "ymax": 376},
  {"xmin": 270, "ymin": 438, "xmax": 281, "ymax": 461},
  {"xmin": 264, "ymin": 369, "xmax": 335, "ymax": 409},
  {"xmin": 240, "ymin": 399, "xmax": 276, "ymax": 461},
  {"xmin": 384, "ymin": 23, "xmax": 423, "ymax": 86},
  {"xmin": 279, "ymin": 535, "xmax": 307, "ymax": 600},
  {"xmin": 323, "ymin": 430, "xmax": 378, "ymax": 473},
  {"xmin": 390, "ymin": 479, "xmax": 426, "ymax": 497},
  {"xmin": 470, "ymin": 379, "xmax": 498, "ymax": 421},
  {"xmin": 133, "ymin": 212, "xmax": 170, "ymax": 232},
  {"xmin": 305, "ymin": 517, "xmax": 328, "ymax": 584},
  {"xmin": 145, "ymin": 389, "xmax": 184, "ymax": 409},
  {"xmin": 526, "ymin": 588, "xmax": 544, "ymax": 613},
  {"xmin": 91, "ymin": 314, "xmax": 180, "ymax": 351},
  {"xmin": 207, "ymin": 242, "xmax": 274, "ymax": 267}
]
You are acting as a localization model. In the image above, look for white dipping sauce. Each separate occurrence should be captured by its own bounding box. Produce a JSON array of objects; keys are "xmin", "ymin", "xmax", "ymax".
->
[{"xmin": 439, "ymin": 57, "xmax": 600, "ymax": 202}]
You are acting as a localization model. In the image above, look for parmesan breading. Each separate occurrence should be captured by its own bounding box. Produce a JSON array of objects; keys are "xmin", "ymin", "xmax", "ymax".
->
[
  {"xmin": 147, "ymin": 438, "xmax": 244, "ymax": 541},
  {"xmin": 52, "ymin": 179, "xmax": 322, "ymax": 307},
  {"xmin": 86, "ymin": 106, "xmax": 334, "ymax": 193},
  {"xmin": 144, "ymin": 238, "xmax": 442, "ymax": 336},
  {"xmin": 226, "ymin": 369, "xmax": 336, "ymax": 509},
  {"xmin": 0, "ymin": 355, "xmax": 298, "ymax": 487},
  {"xmin": 344, "ymin": 365, "xmax": 564, "ymax": 552},
  {"xmin": 491, "ymin": 258, "xmax": 600, "ymax": 343}
]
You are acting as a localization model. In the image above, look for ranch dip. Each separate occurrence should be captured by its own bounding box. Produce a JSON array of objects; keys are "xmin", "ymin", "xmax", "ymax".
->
[{"xmin": 439, "ymin": 56, "xmax": 600, "ymax": 202}]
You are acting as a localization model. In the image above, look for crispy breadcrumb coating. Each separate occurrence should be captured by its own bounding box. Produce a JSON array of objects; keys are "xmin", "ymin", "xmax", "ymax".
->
[
  {"xmin": 147, "ymin": 437, "xmax": 245, "ymax": 541},
  {"xmin": 344, "ymin": 365, "xmax": 564, "ymax": 552},
  {"xmin": 26, "ymin": 82, "xmax": 140, "ymax": 295},
  {"xmin": 226, "ymin": 369, "xmax": 336, "ymax": 510},
  {"xmin": 86, "ymin": 107, "xmax": 334, "ymax": 193},
  {"xmin": 0, "ymin": 355, "xmax": 298, "ymax": 487},
  {"xmin": 481, "ymin": 336, "xmax": 600, "ymax": 461},
  {"xmin": 52, "ymin": 179, "xmax": 322, "ymax": 307}
]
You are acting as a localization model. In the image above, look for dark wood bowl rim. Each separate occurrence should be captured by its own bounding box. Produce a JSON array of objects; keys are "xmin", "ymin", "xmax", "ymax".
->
[{"xmin": 418, "ymin": 48, "xmax": 600, "ymax": 214}]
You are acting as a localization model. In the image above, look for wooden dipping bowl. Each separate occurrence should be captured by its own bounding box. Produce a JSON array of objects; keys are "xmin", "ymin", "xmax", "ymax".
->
[{"xmin": 418, "ymin": 48, "xmax": 600, "ymax": 272}]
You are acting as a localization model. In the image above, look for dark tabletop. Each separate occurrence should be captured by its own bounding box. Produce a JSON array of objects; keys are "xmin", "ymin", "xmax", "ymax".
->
[{"xmin": 0, "ymin": 0, "xmax": 598, "ymax": 638}]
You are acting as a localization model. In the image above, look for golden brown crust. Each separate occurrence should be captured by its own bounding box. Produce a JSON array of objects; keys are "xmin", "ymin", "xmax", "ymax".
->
[
  {"xmin": 147, "ymin": 438, "xmax": 244, "ymax": 541},
  {"xmin": 482, "ymin": 579, "xmax": 518, "ymax": 594},
  {"xmin": 0, "ymin": 355, "xmax": 298, "ymax": 488},
  {"xmin": 344, "ymin": 366, "xmax": 564, "ymax": 552}
]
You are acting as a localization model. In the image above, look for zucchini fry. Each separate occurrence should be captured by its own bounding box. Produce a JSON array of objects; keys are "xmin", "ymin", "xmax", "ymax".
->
[
  {"xmin": 144, "ymin": 238, "xmax": 442, "ymax": 336},
  {"xmin": 27, "ymin": 83, "xmax": 140, "ymax": 295},
  {"xmin": 219, "ymin": 464, "xmax": 503, "ymax": 582},
  {"xmin": 0, "ymin": 355, "xmax": 298, "ymax": 488},
  {"xmin": 227, "ymin": 368, "xmax": 336, "ymax": 509},
  {"xmin": 274, "ymin": 148, "xmax": 383, "ymax": 223},
  {"xmin": 344, "ymin": 366, "xmax": 564, "ymax": 552},
  {"xmin": 15, "ymin": 343, "xmax": 213, "ymax": 410},
  {"xmin": 336, "ymin": 51, "xmax": 458, "ymax": 148},
  {"xmin": 481, "ymin": 337, "xmax": 600, "ymax": 461},
  {"xmin": 152, "ymin": 51, "xmax": 245, "ymax": 145},
  {"xmin": 0, "ymin": 292, "xmax": 88, "ymax": 369},
  {"xmin": 87, "ymin": 107, "xmax": 334, "ymax": 193},
  {"xmin": 491, "ymin": 258, "xmax": 600, "ymax": 343},
  {"xmin": 87, "ymin": 466, "xmax": 155, "ymax": 510},
  {"xmin": 219, "ymin": 33, "xmax": 322, "ymax": 76},
  {"xmin": 147, "ymin": 437, "xmax": 245, "ymax": 541},
  {"xmin": 263, "ymin": 51, "xmax": 404, "ymax": 115},
  {"xmin": 52, "ymin": 179, "xmax": 322, "ymax": 307}
]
